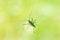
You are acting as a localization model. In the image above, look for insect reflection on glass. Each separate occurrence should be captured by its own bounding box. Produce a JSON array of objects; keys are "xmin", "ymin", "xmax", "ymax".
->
[{"xmin": 28, "ymin": 18, "xmax": 36, "ymax": 28}]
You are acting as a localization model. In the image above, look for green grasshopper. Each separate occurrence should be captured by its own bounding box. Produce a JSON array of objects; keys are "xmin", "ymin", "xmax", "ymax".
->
[{"xmin": 28, "ymin": 18, "xmax": 36, "ymax": 28}]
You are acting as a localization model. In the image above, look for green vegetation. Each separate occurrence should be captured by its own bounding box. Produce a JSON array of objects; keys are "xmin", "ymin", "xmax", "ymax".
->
[{"xmin": 0, "ymin": 0, "xmax": 60, "ymax": 40}]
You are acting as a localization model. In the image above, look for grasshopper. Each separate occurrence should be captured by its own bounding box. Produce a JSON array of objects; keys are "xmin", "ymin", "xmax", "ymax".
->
[{"xmin": 28, "ymin": 18, "xmax": 36, "ymax": 28}]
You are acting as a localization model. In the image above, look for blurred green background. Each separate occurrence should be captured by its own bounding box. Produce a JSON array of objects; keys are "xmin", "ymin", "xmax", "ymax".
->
[{"xmin": 0, "ymin": 0, "xmax": 60, "ymax": 40}]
